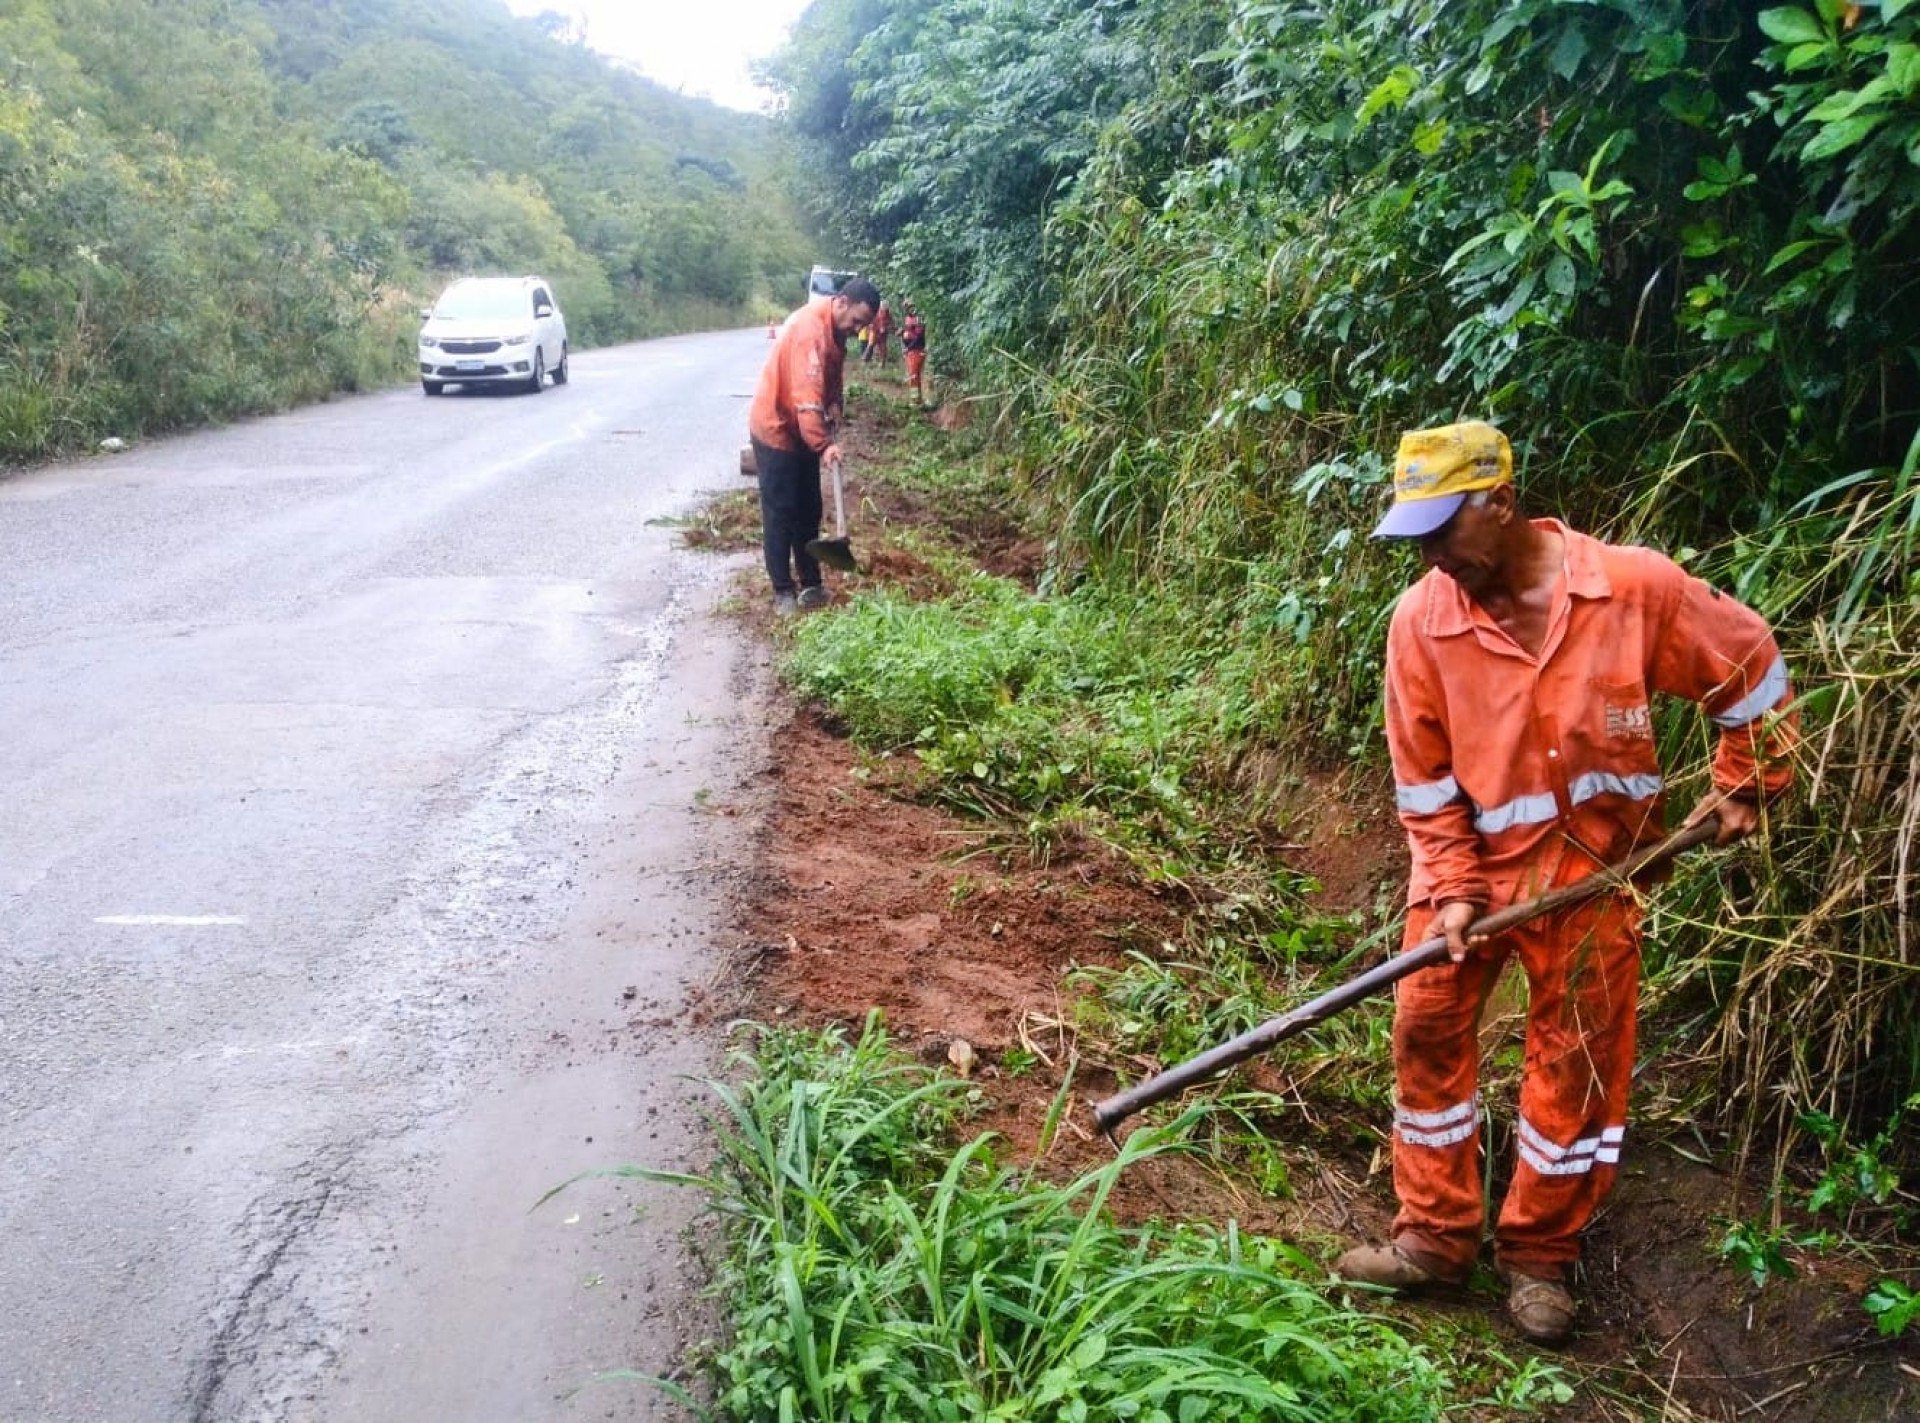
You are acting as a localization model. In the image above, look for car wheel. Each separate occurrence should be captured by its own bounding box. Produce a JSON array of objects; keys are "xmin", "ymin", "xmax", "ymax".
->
[
  {"xmin": 526, "ymin": 349, "xmax": 545, "ymax": 395},
  {"xmin": 422, "ymin": 379, "xmax": 444, "ymax": 396},
  {"xmin": 552, "ymin": 345, "xmax": 569, "ymax": 385}
]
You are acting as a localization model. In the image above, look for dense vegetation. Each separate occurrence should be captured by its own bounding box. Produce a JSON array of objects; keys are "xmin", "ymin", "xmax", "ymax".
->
[
  {"xmin": 612, "ymin": 1016, "xmax": 1479, "ymax": 1422},
  {"xmin": 0, "ymin": 0, "xmax": 815, "ymax": 460},
  {"xmin": 772, "ymin": 0, "xmax": 1919, "ymax": 1161}
]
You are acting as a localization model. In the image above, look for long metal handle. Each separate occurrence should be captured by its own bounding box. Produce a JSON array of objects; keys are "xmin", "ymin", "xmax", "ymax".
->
[
  {"xmin": 1089, "ymin": 816, "xmax": 1721, "ymax": 1135},
  {"xmin": 829, "ymin": 459, "xmax": 847, "ymax": 538}
]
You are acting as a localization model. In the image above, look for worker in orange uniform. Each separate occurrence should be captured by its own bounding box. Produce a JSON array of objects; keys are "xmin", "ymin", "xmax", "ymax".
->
[
  {"xmin": 900, "ymin": 302, "xmax": 928, "ymax": 403},
  {"xmin": 748, "ymin": 276, "xmax": 879, "ymax": 614},
  {"xmin": 1335, "ymin": 421, "xmax": 1795, "ymax": 1344}
]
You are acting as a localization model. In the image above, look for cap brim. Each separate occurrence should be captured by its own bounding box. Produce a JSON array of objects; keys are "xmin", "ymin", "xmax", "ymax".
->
[{"xmin": 1370, "ymin": 492, "xmax": 1466, "ymax": 540}]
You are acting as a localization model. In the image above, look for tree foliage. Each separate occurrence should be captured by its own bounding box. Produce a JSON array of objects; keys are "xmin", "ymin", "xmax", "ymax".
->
[
  {"xmin": 0, "ymin": 0, "xmax": 817, "ymax": 460},
  {"xmin": 769, "ymin": 0, "xmax": 1222, "ymax": 356}
]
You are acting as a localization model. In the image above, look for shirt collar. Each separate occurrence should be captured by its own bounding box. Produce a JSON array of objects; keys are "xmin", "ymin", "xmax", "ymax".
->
[{"xmin": 1421, "ymin": 518, "xmax": 1610, "ymax": 636}]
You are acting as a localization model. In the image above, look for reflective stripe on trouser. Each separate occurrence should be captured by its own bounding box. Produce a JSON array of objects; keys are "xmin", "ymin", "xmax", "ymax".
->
[{"xmin": 1389, "ymin": 890, "xmax": 1642, "ymax": 1279}]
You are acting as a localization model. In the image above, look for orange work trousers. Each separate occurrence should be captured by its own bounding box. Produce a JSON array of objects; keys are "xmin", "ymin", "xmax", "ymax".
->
[{"xmin": 1389, "ymin": 890, "xmax": 1642, "ymax": 1281}]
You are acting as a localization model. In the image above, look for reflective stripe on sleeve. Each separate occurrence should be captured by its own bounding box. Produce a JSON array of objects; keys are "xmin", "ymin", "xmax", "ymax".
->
[
  {"xmin": 1710, "ymin": 656, "xmax": 1790, "ymax": 729},
  {"xmin": 1395, "ymin": 775, "xmax": 1461, "ymax": 817}
]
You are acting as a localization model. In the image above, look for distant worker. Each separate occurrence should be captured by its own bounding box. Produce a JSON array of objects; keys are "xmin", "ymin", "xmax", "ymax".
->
[
  {"xmin": 865, "ymin": 299, "xmax": 892, "ymax": 365},
  {"xmin": 900, "ymin": 302, "xmax": 928, "ymax": 403},
  {"xmin": 1335, "ymin": 421, "xmax": 1795, "ymax": 1345},
  {"xmin": 748, "ymin": 276, "xmax": 881, "ymax": 615}
]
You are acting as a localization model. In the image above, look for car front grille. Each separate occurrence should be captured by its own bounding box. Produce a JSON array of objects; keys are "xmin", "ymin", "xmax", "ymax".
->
[
  {"xmin": 438, "ymin": 339, "xmax": 502, "ymax": 355},
  {"xmin": 427, "ymin": 362, "xmax": 516, "ymax": 378}
]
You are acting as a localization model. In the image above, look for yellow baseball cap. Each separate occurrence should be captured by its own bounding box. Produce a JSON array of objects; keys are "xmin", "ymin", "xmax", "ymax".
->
[{"xmin": 1370, "ymin": 421, "xmax": 1513, "ymax": 538}]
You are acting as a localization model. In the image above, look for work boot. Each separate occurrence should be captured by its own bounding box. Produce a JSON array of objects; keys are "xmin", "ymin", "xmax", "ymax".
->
[
  {"xmin": 772, "ymin": 591, "xmax": 798, "ymax": 618},
  {"xmin": 796, "ymin": 585, "xmax": 830, "ymax": 610},
  {"xmin": 1332, "ymin": 1241, "xmax": 1452, "ymax": 1290},
  {"xmin": 1507, "ymin": 1271, "xmax": 1576, "ymax": 1345}
]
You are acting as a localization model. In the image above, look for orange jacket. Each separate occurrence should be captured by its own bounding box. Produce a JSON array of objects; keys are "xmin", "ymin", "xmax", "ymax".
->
[
  {"xmin": 749, "ymin": 298, "xmax": 847, "ymax": 454},
  {"xmin": 1385, "ymin": 521, "xmax": 1794, "ymax": 910}
]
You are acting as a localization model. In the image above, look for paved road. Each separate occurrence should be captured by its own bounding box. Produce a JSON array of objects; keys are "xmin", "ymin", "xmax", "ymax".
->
[{"xmin": 0, "ymin": 331, "xmax": 777, "ymax": 1422}]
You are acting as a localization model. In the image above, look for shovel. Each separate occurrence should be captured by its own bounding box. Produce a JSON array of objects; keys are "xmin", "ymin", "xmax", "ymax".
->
[
  {"xmin": 806, "ymin": 455, "xmax": 858, "ymax": 572},
  {"xmin": 1089, "ymin": 815, "xmax": 1723, "ymax": 1137}
]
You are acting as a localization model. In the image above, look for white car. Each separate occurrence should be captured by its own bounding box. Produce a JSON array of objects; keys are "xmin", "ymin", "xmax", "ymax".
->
[
  {"xmin": 807, "ymin": 265, "xmax": 859, "ymax": 300},
  {"xmin": 418, "ymin": 276, "xmax": 568, "ymax": 396}
]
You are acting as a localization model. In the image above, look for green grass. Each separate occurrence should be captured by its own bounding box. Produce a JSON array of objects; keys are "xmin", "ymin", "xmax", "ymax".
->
[
  {"xmin": 781, "ymin": 570, "xmax": 1321, "ymax": 905},
  {"xmin": 616, "ymin": 1015, "xmax": 1462, "ymax": 1421}
]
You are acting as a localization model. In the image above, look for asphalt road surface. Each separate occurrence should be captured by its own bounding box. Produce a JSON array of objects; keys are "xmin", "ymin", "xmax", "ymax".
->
[{"xmin": 0, "ymin": 330, "xmax": 779, "ymax": 1422}]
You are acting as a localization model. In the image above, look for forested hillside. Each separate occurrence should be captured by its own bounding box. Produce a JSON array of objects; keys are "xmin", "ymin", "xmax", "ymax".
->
[
  {"xmin": 0, "ymin": 0, "xmax": 815, "ymax": 460},
  {"xmin": 772, "ymin": 0, "xmax": 1919, "ymax": 1153}
]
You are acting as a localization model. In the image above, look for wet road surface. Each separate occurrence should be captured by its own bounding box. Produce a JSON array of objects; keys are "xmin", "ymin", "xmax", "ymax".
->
[{"xmin": 0, "ymin": 331, "xmax": 777, "ymax": 1421}]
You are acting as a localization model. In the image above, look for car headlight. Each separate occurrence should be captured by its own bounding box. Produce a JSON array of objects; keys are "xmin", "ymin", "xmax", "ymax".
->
[
  {"xmin": 419, "ymin": 335, "xmax": 440, "ymax": 348},
  {"xmin": 500, "ymin": 333, "xmax": 532, "ymax": 346}
]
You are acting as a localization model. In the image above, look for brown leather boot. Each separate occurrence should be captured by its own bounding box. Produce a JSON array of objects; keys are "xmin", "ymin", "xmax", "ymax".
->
[
  {"xmin": 1333, "ymin": 1241, "xmax": 1451, "ymax": 1290},
  {"xmin": 1508, "ymin": 1271, "xmax": 1576, "ymax": 1344}
]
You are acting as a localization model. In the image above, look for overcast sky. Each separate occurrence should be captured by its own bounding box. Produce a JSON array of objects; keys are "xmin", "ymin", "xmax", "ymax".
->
[{"xmin": 503, "ymin": 0, "xmax": 815, "ymax": 112}]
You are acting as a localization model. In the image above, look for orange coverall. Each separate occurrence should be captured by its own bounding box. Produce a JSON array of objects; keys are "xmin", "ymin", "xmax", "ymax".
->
[
  {"xmin": 749, "ymin": 297, "xmax": 846, "ymax": 456},
  {"xmin": 1383, "ymin": 521, "xmax": 1794, "ymax": 1279}
]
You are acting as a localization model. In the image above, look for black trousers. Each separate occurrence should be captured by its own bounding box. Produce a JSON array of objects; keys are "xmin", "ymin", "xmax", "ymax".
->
[{"xmin": 752, "ymin": 437, "xmax": 822, "ymax": 594}]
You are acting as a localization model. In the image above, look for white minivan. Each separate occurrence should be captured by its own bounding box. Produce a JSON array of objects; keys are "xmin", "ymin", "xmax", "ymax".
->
[{"xmin": 418, "ymin": 276, "xmax": 568, "ymax": 396}]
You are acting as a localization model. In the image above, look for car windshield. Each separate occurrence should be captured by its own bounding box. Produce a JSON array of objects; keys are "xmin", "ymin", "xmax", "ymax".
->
[{"xmin": 434, "ymin": 284, "xmax": 532, "ymax": 321}]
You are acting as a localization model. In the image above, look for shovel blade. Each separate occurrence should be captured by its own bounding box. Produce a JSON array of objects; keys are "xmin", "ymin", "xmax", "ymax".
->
[{"xmin": 805, "ymin": 537, "xmax": 858, "ymax": 573}]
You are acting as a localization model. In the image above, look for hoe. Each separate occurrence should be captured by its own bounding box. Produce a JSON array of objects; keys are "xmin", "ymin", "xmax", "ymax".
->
[{"xmin": 1090, "ymin": 815, "xmax": 1722, "ymax": 1138}]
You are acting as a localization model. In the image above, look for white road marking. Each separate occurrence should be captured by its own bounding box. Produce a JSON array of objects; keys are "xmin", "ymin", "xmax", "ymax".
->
[{"xmin": 94, "ymin": 914, "xmax": 248, "ymax": 926}]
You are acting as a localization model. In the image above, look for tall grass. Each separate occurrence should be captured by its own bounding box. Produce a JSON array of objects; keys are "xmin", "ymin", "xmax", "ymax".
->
[{"xmin": 646, "ymin": 1016, "xmax": 1449, "ymax": 1422}]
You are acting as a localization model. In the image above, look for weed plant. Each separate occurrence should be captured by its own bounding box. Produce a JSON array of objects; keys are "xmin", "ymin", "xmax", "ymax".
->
[
  {"xmin": 782, "ymin": 568, "xmax": 1332, "ymax": 902},
  {"xmin": 649, "ymin": 1015, "xmax": 1449, "ymax": 1422}
]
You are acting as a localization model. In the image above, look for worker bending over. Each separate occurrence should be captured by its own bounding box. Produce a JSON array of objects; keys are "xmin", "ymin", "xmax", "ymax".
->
[
  {"xmin": 747, "ymin": 277, "xmax": 880, "ymax": 614},
  {"xmin": 1336, "ymin": 421, "xmax": 1796, "ymax": 1344}
]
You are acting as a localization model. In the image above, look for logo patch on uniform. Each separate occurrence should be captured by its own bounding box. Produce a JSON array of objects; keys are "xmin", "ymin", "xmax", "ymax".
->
[{"xmin": 1605, "ymin": 698, "xmax": 1652, "ymax": 740}]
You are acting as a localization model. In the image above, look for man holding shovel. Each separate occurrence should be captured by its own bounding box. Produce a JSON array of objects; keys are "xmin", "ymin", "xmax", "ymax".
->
[
  {"xmin": 748, "ymin": 276, "xmax": 880, "ymax": 614},
  {"xmin": 1336, "ymin": 421, "xmax": 1796, "ymax": 1343}
]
